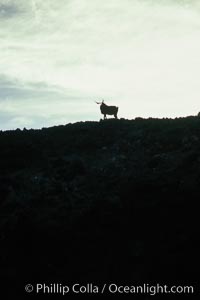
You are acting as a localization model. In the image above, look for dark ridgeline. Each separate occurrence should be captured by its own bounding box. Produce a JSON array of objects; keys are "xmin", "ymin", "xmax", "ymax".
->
[{"xmin": 0, "ymin": 117, "xmax": 200, "ymax": 297}]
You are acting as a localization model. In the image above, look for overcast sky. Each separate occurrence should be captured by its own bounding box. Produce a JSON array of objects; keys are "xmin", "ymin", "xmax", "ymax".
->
[{"xmin": 0, "ymin": 0, "xmax": 200, "ymax": 130}]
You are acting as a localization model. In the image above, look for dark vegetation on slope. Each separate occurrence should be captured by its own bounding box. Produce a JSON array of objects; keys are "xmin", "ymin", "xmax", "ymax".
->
[{"xmin": 0, "ymin": 117, "xmax": 200, "ymax": 297}]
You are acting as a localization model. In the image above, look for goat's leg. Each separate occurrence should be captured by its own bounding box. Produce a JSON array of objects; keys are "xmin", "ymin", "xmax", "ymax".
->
[{"xmin": 104, "ymin": 114, "xmax": 106, "ymax": 120}]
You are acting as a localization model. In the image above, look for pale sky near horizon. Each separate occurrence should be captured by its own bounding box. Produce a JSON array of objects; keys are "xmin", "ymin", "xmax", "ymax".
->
[{"xmin": 0, "ymin": 0, "xmax": 200, "ymax": 130}]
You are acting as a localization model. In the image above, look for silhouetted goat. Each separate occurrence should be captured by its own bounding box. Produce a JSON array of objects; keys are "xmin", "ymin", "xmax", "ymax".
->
[{"xmin": 96, "ymin": 100, "xmax": 118, "ymax": 120}]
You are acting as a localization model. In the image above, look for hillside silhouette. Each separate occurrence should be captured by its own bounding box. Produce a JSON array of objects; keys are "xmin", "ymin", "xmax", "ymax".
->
[{"xmin": 0, "ymin": 117, "xmax": 200, "ymax": 297}]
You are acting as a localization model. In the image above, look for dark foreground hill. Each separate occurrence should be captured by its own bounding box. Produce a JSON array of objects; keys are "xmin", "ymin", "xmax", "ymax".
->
[{"xmin": 0, "ymin": 117, "xmax": 200, "ymax": 298}]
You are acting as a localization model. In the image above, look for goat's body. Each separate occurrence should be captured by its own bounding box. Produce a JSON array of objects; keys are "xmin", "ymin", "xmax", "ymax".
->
[{"xmin": 100, "ymin": 103, "xmax": 118, "ymax": 119}]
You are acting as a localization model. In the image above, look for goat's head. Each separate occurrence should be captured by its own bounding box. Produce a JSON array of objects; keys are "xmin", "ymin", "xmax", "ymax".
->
[{"xmin": 95, "ymin": 100, "xmax": 105, "ymax": 105}]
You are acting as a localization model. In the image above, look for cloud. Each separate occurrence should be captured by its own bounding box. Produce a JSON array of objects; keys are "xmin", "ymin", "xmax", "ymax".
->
[
  {"xmin": 0, "ymin": 74, "xmax": 98, "ymax": 129},
  {"xmin": 0, "ymin": 0, "xmax": 200, "ymax": 129},
  {"xmin": 0, "ymin": 3, "xmax": 18, "ymax": 18}
]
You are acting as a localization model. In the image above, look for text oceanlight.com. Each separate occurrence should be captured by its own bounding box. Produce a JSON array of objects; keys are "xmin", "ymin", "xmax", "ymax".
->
[{"xmin": 25, "ymin": 283, "xmax": 194, "ymax": 295}]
